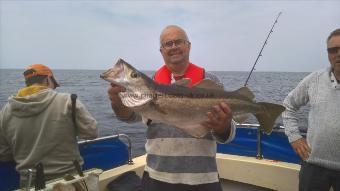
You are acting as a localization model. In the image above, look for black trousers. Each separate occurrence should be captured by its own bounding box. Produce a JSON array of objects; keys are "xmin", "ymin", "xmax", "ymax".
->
[
  {"xmin": 299, "ymin": 161, "xmax": 340, "ymax": 191},
  {"xmin": 141, "ymin": 172, "xmax": 223, "ymax": 191}
]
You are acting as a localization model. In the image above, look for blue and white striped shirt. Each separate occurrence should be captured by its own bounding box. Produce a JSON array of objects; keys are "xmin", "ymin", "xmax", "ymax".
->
[{"xmin": 121, "ymin": 72, "xmax": 235, "ymax": 184}]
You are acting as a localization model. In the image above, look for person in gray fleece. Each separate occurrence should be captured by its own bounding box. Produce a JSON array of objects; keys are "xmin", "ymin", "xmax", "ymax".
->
[
  {"xmin": 0, "ymin": 64, "xmax": 98, "ymax": 187},
  {"xmin": 282, "ymin": 28, "xmax": 340, "ymax": 191}
]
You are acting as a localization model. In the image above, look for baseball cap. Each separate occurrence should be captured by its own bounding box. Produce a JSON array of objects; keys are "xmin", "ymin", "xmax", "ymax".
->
[{"xmin": 23, "ymin": 64, "xmax": 60, "ymax": 87}]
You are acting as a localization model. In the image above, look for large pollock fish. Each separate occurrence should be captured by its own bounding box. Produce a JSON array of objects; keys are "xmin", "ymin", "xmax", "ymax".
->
[{"xmin": 100, "ymin": 58, "xmax": 285, "ymax": 138}]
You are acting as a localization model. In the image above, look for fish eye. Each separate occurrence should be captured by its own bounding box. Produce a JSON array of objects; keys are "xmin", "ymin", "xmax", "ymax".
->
[{"xmin": 130, "ymin": 72, "xmax": 139, "ymax": 78}]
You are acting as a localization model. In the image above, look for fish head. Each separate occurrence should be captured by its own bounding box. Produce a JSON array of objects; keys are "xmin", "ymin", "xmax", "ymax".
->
[
  {"xmin": 101, "ymin": 58, "xmax": 153, "ymax": 91},
  {"xmin": 100, "ymin": 58, "xmax": 128, "ymax": 87},
  {"xmin": 101, "ymin": 58, "xmax": 155, "ymax": 107}
]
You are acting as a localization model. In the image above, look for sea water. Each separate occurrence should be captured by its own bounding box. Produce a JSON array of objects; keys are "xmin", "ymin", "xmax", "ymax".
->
[{"xmin": 0, "ymin": 69, "xmax": 310, "ymax": 157}]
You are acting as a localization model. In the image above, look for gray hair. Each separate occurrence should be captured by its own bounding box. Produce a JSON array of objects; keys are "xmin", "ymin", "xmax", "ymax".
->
[{"xmin": 159, "ymin": 25, "xmax": 189, "ymax": 45}]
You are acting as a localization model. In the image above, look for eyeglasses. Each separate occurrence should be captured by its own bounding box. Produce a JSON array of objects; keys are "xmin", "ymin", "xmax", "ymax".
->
[
  {"xmin": 161, "ymin": 39, "xmax": 190, "ymax": 49},
  {"xmin": 327, "ymin": 46, "xmax": 340, "ymax": 54}
]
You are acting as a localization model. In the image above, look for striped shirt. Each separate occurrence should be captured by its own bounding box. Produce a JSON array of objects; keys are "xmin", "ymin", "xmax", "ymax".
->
[
  {"xmin": 282, "ymin": 67, "xmax": 340, "ymax": 170},
  {"xmin": 122, "ymin": 72, "xmax": 236, "ymax": 185}
]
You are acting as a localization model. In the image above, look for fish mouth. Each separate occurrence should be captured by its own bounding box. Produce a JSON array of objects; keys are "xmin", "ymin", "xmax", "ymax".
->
[
  {"xmin": 100, "ymin": 60, "xmax": 125, "ymax": 85},
  {"xmin": 113, "ymin": 60, "xmax": 125, "ymax": 77}
]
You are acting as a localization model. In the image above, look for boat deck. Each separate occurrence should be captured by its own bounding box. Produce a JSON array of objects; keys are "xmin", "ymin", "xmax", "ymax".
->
[{"xmin": 221, "ymin": 179, "xmax": 273, "ymax": 191}]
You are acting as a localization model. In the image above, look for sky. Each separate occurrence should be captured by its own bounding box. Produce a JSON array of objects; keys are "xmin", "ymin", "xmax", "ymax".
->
[{"xmin": 0, "ymin": 0, "xmax": 339, "ymax": 72}]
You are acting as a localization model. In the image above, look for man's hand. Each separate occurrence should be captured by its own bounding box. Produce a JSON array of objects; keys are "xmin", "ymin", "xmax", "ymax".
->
[
  {"xmin": 108, "ymin": 83, "xmax": 125, "ymax": 109},
  {"xmin": 201, "ymin": 102, "xmax": 233, "ymax": 136},
  {"xmin": 107, "ymin": 83, "xmax": 136, "ymax": 121},
  {"xmin": 291, "ymin": 138, "xmax": 311, "ymax": 161}
]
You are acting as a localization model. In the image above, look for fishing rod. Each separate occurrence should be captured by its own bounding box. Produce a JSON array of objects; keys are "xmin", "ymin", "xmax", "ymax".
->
[{"xmin": 244, "ymin": 12, "xmax": 282, "ymax": 87}]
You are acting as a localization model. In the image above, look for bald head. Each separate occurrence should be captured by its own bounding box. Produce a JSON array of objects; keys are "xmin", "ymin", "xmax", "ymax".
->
[
  {"xmin": 160, "ymin": 25, "xmax": 189, "ymax": 45},
  {"xmin": 159, "ymin": 25, "xmax": 191, "ymax": 75}
]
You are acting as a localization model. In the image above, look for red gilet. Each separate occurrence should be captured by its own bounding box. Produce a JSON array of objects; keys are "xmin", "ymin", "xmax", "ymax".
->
[{"xmin": 153, "ymin": 63, "xmax": 205, "ymax": 87}]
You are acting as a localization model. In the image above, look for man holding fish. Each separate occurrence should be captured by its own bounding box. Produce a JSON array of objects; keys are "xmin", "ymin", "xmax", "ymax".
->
[
  {"xmin": 107, "ymin": 25, "xmax": 234, "ymax": 191},
  {"xmin": 104, "ymin": 25, "xmax": 285, "ymax": 191}
]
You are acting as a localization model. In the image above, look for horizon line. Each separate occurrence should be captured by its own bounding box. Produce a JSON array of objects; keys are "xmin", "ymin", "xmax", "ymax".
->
[
  {"xmin": 0, "ymin": 68, "xmax": 313, "ymax": 73},
  {"xmin": 0, "ymin": 67, "xmax": 313, "ymax": 73}
]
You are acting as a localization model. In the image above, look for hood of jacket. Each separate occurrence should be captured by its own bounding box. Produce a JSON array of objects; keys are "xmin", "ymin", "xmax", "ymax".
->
[{"xmin": 8, "ymin": 89, "xmax": 58, "ymax": 117}]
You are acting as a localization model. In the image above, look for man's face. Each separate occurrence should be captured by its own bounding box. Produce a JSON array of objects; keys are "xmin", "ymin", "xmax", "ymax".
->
[
  {"xmin": 327, "ymin": 35, "xmax": 340, "ymax": 76},
  {"xmin": 159, "ymin": 28, "xmax": 191, "ymax": 67}
]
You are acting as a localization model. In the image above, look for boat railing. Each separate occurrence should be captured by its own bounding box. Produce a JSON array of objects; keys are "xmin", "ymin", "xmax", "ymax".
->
[
  {"xmin": 235, "ymin": 123, "xmax": 285, "ymax": 160},
  {"xmin": 78, "ymin": 133, "xmax": 134, "ymax": 165}
]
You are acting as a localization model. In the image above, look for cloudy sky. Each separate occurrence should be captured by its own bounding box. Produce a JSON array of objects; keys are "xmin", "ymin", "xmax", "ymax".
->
[{"xmin": 0, "ymin": 0, "xmax": 339, "ymax": 72}]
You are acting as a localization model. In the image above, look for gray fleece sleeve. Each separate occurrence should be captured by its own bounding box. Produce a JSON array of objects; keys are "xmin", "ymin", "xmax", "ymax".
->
[
  {"xmin": 0, "ymin": 106, "xmax": 13, "ymax": 161},
  {"xmin": 74, "ymin": 99, "xmax": 98, "ymax": 139}
]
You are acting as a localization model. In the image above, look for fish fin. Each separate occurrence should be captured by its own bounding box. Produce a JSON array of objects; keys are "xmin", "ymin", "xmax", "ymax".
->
[
  {"xmin": 174, "ymin": 78, "xmax": 191, "ymax": 87},
  {"xmin": 233, "ymin": 114, "xmax": 250, "ymax": 124},
  {"xmin": 235, "ymin": 87, "xmax": 255, "ymax": 100},
  {"xmin": 193, "ymin": 79, "xmax": 224, "ymax": 90},
  {"xmin": 254, "ymin": 102, "xmax": 285, "ymax": 134}
]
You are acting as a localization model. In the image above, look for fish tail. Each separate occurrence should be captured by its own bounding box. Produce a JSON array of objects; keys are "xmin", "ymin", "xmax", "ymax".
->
[{"xmin": 254, "ymin": 102, "xmax": 285, "ymax": 134}]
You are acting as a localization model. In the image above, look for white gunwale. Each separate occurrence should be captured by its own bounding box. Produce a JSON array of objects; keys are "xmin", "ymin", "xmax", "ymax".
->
[{"xmin": 98, "ymin": 153, "xmax": 300, "ymax": 191}]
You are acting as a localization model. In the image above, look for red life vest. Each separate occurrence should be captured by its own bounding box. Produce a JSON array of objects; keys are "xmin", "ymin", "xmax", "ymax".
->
[{"xmin": 153, "ymin": 63, "xmax": 205, "ymax": 87}]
